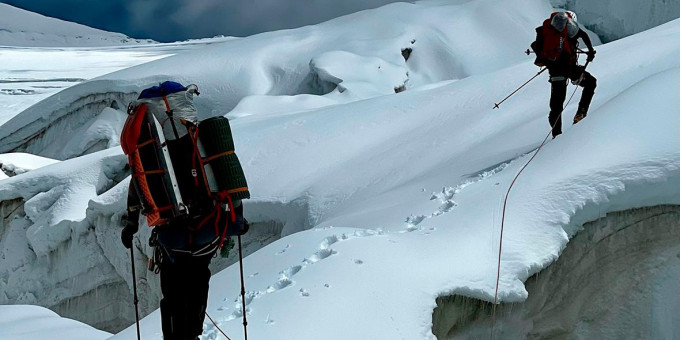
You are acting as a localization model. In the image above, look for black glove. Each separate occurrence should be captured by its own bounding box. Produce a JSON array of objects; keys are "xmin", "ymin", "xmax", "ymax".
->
[
  {"xmin": 121, "ymin": 215, "xmax": 138, "ymax": 249},
  {"xmin": 586, "ymin": 50, "xmax": 596, "ymax": 62},
  {"xmin": 533, "ymin": 57, "xmax": 545, "ymax": 67}
]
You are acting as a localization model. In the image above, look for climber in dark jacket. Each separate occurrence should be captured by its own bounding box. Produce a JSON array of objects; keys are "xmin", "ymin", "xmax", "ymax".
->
[{"xmin": 532, "ymin": 11, "xmax": 597, "ymax": 138}]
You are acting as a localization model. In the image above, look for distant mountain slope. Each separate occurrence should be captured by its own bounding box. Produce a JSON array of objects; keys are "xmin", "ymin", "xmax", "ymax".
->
[{"xmin": 0, "ymin": 3, "xmax": 154, "ymax": 47}]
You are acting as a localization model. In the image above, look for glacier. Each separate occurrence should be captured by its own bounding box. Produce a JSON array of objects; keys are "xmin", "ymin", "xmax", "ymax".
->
[{"xmin": 0, "ymin": 0, "xmax": 679, "ymax": 339}]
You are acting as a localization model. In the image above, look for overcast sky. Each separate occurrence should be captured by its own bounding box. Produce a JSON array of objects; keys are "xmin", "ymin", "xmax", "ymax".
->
[{"xmin": 1, "ymin": 0, "xmax": 407, "ymax": 42}]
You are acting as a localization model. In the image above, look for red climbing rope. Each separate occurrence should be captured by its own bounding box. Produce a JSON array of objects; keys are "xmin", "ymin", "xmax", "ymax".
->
[{"xmin": 490, "ymin": 80, "xmax": 582, "ymax": 340}]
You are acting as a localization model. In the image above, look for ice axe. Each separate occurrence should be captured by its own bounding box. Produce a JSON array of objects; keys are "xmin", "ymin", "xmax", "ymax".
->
[{"xmin": 493, "ymin": 67, "xmax": 546, "ymax": 109}]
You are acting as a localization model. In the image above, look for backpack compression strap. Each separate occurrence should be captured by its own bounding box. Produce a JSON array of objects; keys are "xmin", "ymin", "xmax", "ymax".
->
[{"xmin": 161, "ymin": 94, "xmax": 181, "ymax": 140}]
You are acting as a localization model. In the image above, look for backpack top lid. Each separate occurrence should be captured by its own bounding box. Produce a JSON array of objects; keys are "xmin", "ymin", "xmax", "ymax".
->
[
  {"xmin": 134, "ymin": 81, "xmax": 200, "ymax": 140},
  {"xmin": 550, "ymin": 12, "xmax": 569, "ymax": 32},
  {"xmin": 550, "ymin": 11, "xmax": 579, "ymax": 38},
  {"xmin": 138, "ymin": 81, "xmax": 188, "ymax": 99}
]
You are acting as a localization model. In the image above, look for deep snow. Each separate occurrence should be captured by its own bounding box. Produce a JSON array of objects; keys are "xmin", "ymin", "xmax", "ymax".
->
[{"xmin": 1, "ymin": 0, "xmax": 679, "ymax": 339}]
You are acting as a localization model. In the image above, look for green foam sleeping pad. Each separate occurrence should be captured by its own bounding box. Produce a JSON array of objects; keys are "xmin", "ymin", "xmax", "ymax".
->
[{"xmin": 198, "ymin": 116, "xmax": 250, "ymax": 200}]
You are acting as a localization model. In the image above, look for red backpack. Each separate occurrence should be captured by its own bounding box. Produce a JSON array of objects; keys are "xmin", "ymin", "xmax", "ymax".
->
[{"xmin": 539, "ymin": 12, "xmax": 575, "ymax": 62}]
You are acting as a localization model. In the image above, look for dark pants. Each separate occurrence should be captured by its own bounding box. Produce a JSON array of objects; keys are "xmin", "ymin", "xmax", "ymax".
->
[
  {"xmin": 159, "ymin": 250, "xmax": 214, "ymax": 340},
  {"xmin": 548, "ymin": 65, "xmax": 597, "ymax": 137}
]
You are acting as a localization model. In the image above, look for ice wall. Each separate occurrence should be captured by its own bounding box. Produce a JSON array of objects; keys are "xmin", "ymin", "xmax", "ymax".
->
[
  {"xmin": 551, "ymin": 0, "xmax": 680, "ymax": 42},
  {"xmin": 0, "ymin": 147, "xmax": 299, "ymax": 332},
  {"xmin": 433, "ymin": 205, "xmax": 680, "ymax": 339}
]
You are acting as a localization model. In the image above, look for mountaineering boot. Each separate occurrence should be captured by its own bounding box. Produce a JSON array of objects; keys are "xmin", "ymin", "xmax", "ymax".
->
[{"xmin": 573, "ymin": 107, "xmax": 587, "ymax": 125}]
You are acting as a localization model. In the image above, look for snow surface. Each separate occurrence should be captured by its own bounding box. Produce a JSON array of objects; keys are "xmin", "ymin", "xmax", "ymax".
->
[
  {"xmin": 0, "ymin": 3, "xmax": 155, "ymax": 47},
  {"xmin": 1, "ymin": 0, "xmax": 680, "ymax": 339},
  {"xmin": 0, "ymin": 305, "xmax": 110, "ymax": 340},
  {"xmin": 0, "ymin": 0, "xmax": 562, "ymax": 158}
]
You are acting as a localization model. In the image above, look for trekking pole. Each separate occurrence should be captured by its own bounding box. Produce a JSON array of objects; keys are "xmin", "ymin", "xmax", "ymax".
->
[
  {"xmin": 237, "ymin": 236, "xmax": 248, "ymax": 340},
  {"xmin": 130, "ymin": 247, "xmax": 142, "ymax": 340},
  {"xmin": 524, "ymin": 49, "xmax": 588, "ymax": 55},
  {"xmin": 493, "ymin": 67, "xmax": 546, "ymax": 109}
]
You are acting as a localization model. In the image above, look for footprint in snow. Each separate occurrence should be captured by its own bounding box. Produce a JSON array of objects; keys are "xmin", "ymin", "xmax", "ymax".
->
[
  {"xmin": 275, "ymin": 244, "xmax": 291, "ymax": 255},
  {"xmin": 267, "ymin": 277, "xmax": 293, "ymax": 292},
  {"xmin": 280, "ymin": 265, "xmax": 302, "ymax": 277},
  {"xmin": 240, "ymin": 291, "xmax": 261, "ymax": 306},
  {"xmin": 233, "ymin": 230, "xmax": 378, "ymax": 314},
  {"xmin": 406, "ymin": 214, "xmax": 427, "ymax": 226},
  {"xmin": 321, "ymin": 235, "xmax": 339, "ymax": 249},
  {"xmin": 224, "ymin": 290, "xmax": 262, "ymax": 321},
  {"xmin": 403, "ymin": 161, "xmax": 513, "ymax": 231},
  {"xmin": 303, "ymin": 248, "xmax": 337, "ymax": 264}
]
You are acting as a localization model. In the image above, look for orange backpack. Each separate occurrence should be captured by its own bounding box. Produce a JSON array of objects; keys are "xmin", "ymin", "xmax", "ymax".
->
[{"xmin": 121, "ymin": 81, "xmax": 250, "ymax": 247}]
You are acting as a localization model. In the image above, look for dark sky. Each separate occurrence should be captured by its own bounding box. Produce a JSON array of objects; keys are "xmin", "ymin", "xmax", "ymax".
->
[{"xmin": 1, "ymin": 0, "xmax": 407, "ymax": 42}]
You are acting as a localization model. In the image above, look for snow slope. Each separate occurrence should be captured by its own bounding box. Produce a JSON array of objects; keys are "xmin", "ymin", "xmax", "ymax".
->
[
  {"xmin": 0, "ymin": 305, "xmax": 110, "ymax": 340},
  {"xmin": 0, "ymin": 3, "xmax": 154, "ymax": 47},
  {"xmin": 110, "ymin": 18, "xmax": 680, "ymax": 339},
  {"xmin": 1, "ymin": 0, "xmax": 680, "ymax": 339},
  {"xmin": 0, "ymin": 0, "xmax": 569, "ymax": 159}
]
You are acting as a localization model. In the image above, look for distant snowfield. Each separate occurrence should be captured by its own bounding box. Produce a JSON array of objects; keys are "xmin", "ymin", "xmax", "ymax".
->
[
  {"xmin": 0, "ymin": 39, "xmax": 236, "ymax": 126},
  {"xmin": 0, "ymin": 0, "xmax": 235, "ymax": 126},
  {"xmin": 1, "ymin": 0, "xmax": 679, "ymax": 339}
]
